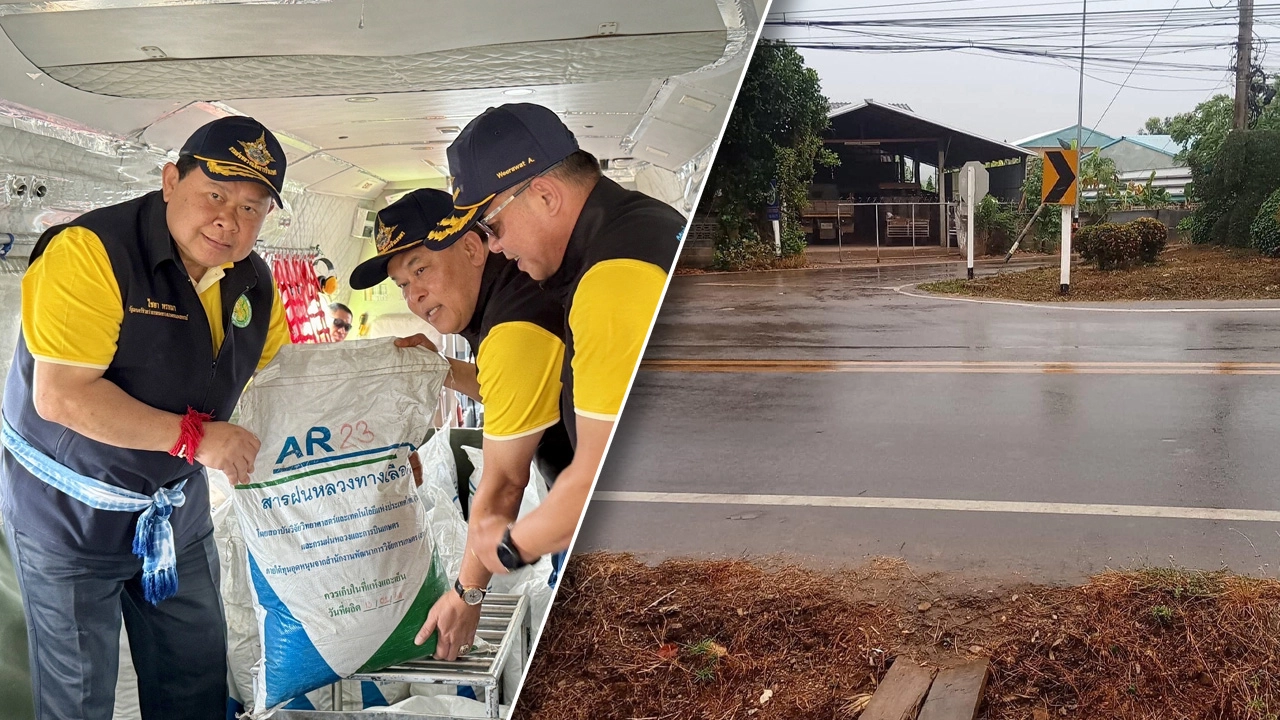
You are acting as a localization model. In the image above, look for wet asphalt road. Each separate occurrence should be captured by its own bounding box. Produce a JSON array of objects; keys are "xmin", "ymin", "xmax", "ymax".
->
[{"xmin": 574, "ymin": 260, "xmax": 1280, "ymax": 583}]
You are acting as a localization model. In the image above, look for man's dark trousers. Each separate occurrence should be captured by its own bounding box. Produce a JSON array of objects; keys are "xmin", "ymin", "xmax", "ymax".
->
[{"xmin": 3, "ymin": 521, "xmax": 226, "ymax": 720}]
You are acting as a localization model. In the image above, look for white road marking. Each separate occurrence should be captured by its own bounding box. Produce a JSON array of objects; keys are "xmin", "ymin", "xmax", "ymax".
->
[{"xmin": 592, "ymin": 491, "xmax": 1280, "ymax": 523}]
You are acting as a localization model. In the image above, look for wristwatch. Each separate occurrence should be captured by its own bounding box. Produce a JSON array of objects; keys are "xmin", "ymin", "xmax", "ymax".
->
[
  {"xmin": 454, "ymin": 579, "xmax": 486, "ymax": 606},
  {"xmin": 496, "ymin": 524, "xmax": 537, "ymax": 571}
]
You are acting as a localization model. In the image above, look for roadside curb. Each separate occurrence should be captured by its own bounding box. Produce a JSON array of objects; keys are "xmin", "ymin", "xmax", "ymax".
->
[{"xmin": 896, "ymin": 284, "xmax": 1280, "ymax": 313}]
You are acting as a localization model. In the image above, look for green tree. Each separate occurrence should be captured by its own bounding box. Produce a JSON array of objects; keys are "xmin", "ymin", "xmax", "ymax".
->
[
  {"xmin": 1080, "ymin": 150, "xmax": 1120, "ymax": 220},
  {"xmin": 1141, "ymin": 116, "xmax": 1171, "ymax": 135},
  {"xmin": 700, "ymin": 40, "xmax": 839, "ymax": 266},
  {"xmin": 1167, "ymin": 84, "xmax": 1280, "ymax": 195},
  {"xmin": 1189, "ymin": 129, "xmax": 1280, "ymax": 246},
  {"xmin": 1167, "ymin": 94, "xmax": 1236, "ymax": 189}
]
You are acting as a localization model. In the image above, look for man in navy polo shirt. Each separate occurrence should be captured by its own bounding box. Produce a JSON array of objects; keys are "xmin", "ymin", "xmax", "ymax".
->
[
  {"xmin": 428, "ymin": 104, "xmax": 685, "ymax": 577},
  {"xmin": 0, "ymin": 116, "xmax": 291, "ymax": 720},
  {"xmin": 349, "ymin": 189, "xmax": 572, "ymax": 662}
]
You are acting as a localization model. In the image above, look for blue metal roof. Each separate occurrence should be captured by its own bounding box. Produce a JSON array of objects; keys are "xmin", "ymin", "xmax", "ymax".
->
[
  {"xmin": 1014, "ymin": 125, "xmax": 1119, "ymax": 149},
  {"xmin": 1107, "ymin": 134, "xmax": 1182, "ymax": 156}
]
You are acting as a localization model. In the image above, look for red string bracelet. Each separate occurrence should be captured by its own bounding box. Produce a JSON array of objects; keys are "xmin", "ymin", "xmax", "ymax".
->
[{"xmin": 169, "ymin": 407, "xmax": 213, "ymax": 464}]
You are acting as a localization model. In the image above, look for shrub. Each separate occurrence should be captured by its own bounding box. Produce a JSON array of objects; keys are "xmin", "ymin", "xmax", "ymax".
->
[
  {"xmin": 1250, "ymin": 186, "xmax": 1280, "ymax": 256},
  {"xmin": 975, "ymin": 196, "xmax": 1019, "ymax": 255},
  {"xmin": 713, "ymin": 231, "xmax": 774, "ymax": 271},
  {"xmin": 1185, "ymin": 129, "xmax": 1280, "ymax": 247},
  {"xmin": 1129, "ymin": 217, "xmax": 1169, "ymax": 263},
  {"xmin": 1076, "ymin": 222, "xmax": 1141, "ymax": 270},
  {"xmin": 1075, "ymin": 224, "xmax": 1102, "ymax": 265},
  {"xmin": 1184, "ymin": 206, "xmax": 1221, "ymax": 245}
]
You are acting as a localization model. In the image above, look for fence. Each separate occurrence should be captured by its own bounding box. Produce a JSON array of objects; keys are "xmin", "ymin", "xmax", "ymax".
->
[{"xmin": 833, "ymin": 201, "xmax": 960, "ymax": 263}]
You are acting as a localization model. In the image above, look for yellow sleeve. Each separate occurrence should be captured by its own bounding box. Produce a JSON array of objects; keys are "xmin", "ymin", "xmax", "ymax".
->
[
  {"xmin": 568, "ymin": 258, "xmax": 667, "ymax": 420},
  {"xmin": 257, "ymin": 281, "xmax": 291, "ymax": 371},
  {"xmin": 476, "ymin": 321, "xmax": 565, "ymax": 440},
  {"xmin": 21, "ymin": 227, "xmax": 123, "ymax": 369}
]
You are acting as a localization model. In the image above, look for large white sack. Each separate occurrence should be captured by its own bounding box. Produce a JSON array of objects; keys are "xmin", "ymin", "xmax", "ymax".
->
[{"xmin": 233, "ymin": 339, "xmax": 450, "ymax": 715}]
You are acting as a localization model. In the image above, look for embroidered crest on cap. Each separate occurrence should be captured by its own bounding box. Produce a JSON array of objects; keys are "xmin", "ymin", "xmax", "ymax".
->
[
  {"xmin": 230, "ymin": 133, "xmax": 278, "ymax": 177},
  {"xmin": 375, "ymin": 221, "xmax": 405, "ymax": 254},
  {"xmin": 231, "ymin": 294, "xmax": 253, "ymax": 328}
]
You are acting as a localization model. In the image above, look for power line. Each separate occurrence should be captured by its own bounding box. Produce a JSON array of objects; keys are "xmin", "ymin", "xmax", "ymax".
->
[
  {"xmin": 771, "ymin": 0, "xmax": 1138, "ymax": 19},
  {"xmin": 1092, "ymin": 0, "xmax": 1183, "ymax": 129},
  {"xmin": 772, "ymin": 0, "xmax": 1273, "ymax": 113}
]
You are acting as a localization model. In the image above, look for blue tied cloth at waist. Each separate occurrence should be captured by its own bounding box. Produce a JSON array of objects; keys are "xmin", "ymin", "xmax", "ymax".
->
[{"xmin": 1, "ymin": 415, "xmax": 187, "ymax": 604}]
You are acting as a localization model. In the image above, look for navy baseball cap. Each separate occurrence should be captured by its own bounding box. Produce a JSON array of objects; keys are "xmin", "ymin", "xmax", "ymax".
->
[
  {"xmin": 180, "ymin": 116, "xmax": 287, "ymax": 208},
  {"xmin": 426, "ymin": 103, "xmax": 579, "ymax": 247},
  {"xmin": 349, "ymin": 189, "xmax": 454, "ymax": 290}
]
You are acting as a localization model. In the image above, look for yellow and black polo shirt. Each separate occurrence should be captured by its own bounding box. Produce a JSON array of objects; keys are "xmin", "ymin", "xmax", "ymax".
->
[
  {"xmin": 2, "ymin": 190, "xmax": 290, "ymax": 553},
  {"xmin": 460, "ymin": 254, "xmax": 573, "ymax": 476},
  {"xmin": 20, "ymin": 226, "xmax": 289, "ymax": 371},
  {"xmin": 542, "ymin": 177, "xmax": 685, "ymax": 447}
]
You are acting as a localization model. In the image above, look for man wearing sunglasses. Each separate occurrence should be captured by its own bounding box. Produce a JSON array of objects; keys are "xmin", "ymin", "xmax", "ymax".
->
[
  {"xmin": 349, "ymin": 188, "xmax": 572, "ymax": 663},
  {"xmin": 428, "ymin": 103, "xmax": 685, "ymax": 578},
  {"xmin": 328, "ymin": 302, "xmax": 353, "ymax": 341}
]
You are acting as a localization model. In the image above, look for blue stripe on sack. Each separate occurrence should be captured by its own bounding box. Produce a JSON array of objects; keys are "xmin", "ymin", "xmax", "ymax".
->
[
  {"xmin": 248, "ymin": 553, "xmax": 341, "ymax": 708},
  {"xmin": 361, "ymin": 681, "xmax": 389, "ymax": 708},
  {"xmin": 283, "ymin": 695, "xmax": 316, "ymax": 710},
  {"xmin": 272, "ymin": 443, "xmax": 414, "ymax": 475}
]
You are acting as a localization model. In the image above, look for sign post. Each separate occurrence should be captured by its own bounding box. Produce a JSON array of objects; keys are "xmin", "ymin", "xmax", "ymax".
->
[
  {"xmin": 765, "ymin": 180, "xmax": 781, "ymax": 257},
  {"xmin": 958, "ymin": 161, "xmax": 989, "ymax": 280},
  {"xmin": 966, "ymin": 166, "xmax": 975, "ymax": 278},
  {"xmin": 1040, "ymin": 149, "xmax": 1079, "ymax": 294}
]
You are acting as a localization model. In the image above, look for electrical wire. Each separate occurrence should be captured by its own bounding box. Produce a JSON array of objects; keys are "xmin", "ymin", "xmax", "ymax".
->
[
  {"xmin": 768, "ymin": 1, "xmax": 1273, "ymax": 106},
  {"xmin": 1091, "ymin": 0, "xmax": 1184, "ymax": 128}
]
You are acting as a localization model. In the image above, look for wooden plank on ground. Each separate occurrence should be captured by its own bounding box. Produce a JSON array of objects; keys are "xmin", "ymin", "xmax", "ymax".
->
[
  {"xmin": 917, "ymin": 660, "xmax": 991, "ymax": 720},
  {"xmin": 860, "ymin": 658, "xmax": 937, "ymax": 720}
]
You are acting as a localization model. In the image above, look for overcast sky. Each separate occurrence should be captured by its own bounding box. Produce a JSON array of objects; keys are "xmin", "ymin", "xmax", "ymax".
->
[{"xmin": 765, "ymin": 0, "xmax": 1274, "ymax": 144}]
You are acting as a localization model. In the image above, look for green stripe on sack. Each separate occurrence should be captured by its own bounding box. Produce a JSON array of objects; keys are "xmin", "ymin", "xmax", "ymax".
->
[
  {"xmin": 236, "ymin": 454, "xmax": 399, "ymax": 490},
  {"xmin": 356, "ymin": 549, "xmax": 450, "ymax": 673}
]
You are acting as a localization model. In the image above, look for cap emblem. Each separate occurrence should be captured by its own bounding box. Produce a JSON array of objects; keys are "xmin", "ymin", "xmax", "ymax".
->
[
  {"xmin": 230, "ymin": 133, "xmax": 277, "ymax": 176},
  {"xmin": 375, "ymin": 221, "xmax": 405, "ymax": 254}
]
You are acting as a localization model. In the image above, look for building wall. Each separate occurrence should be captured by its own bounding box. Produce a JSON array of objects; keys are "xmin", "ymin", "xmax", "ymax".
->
[
  {"xmin": 1021, "ymin": 143, "xmax": 1106, "ymax": 156},
  {"xmin": 987, "ymin": 162, "xmax": 1027, "ymax": 203},
  {"xmin": 1106, "ymin": 208, "xmax": 1192, "ymax": 242},
  {"xmin": 1100, "ymin": 142, "xmax": 1179, "ymax": 174},
  {"xmin": 677, "ymin": 217, "xmax": 719, "ymax": 269}
]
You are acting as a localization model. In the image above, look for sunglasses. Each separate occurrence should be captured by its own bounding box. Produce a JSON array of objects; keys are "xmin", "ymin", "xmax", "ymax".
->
[
  {"xmin": 332, "ymin": 319, "xmax": 352, "ymax": 331},
  {"xmin": 475, "ymin": 159, "xmax": 564, "ymax": 237}
]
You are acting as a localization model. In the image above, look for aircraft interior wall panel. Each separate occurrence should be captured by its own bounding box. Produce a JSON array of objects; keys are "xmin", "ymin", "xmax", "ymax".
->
[{"xmin": 41, "ymin": 32, "xmax": 728, "ymax": 101}]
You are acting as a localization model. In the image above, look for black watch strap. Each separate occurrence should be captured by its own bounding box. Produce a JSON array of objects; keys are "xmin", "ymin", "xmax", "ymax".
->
[
  {"xmin": 497, "ymin": 525, "xmax": 535, "ymax": 571},
  {"xmin": 454, "ymin": 578, "xmax": 486, "ymax": 605}
]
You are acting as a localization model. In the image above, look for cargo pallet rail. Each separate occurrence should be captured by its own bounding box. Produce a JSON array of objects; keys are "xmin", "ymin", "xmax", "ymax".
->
[{"xmin": 275, "ymin": 593, "xmax": 529, "ymax": 720}]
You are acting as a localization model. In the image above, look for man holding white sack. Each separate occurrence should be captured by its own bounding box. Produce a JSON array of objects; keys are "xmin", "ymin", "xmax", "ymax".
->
[
  {"xmin": 427, "ymin": 103, "xmax": 683, "ymax": 577},
  {"xmin": 0, "ymin": 116, "xmax": 292, "ymax": 720},
  {"xmin": 348, "ymin": 188, "xmax": 572, "ymax": 662}
]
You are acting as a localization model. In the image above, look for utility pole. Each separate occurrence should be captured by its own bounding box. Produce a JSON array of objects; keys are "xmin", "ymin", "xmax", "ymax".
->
[
  {"xmin": 1067, "ymin": 0, "xmax": 1086, "ymax": 295},
  {"xmin": 1075, "ymin": 0, "xmax": 1086, "ymax": 226},
  {"xmin": 1235, "ymin": 0, "xmax": 1254, "ymax": 130}
]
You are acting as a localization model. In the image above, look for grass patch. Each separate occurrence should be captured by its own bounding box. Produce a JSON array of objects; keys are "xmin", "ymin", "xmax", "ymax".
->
[{"xmin": 919, "ymin": 245, "xmax": 1280, "ymax": 302}]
